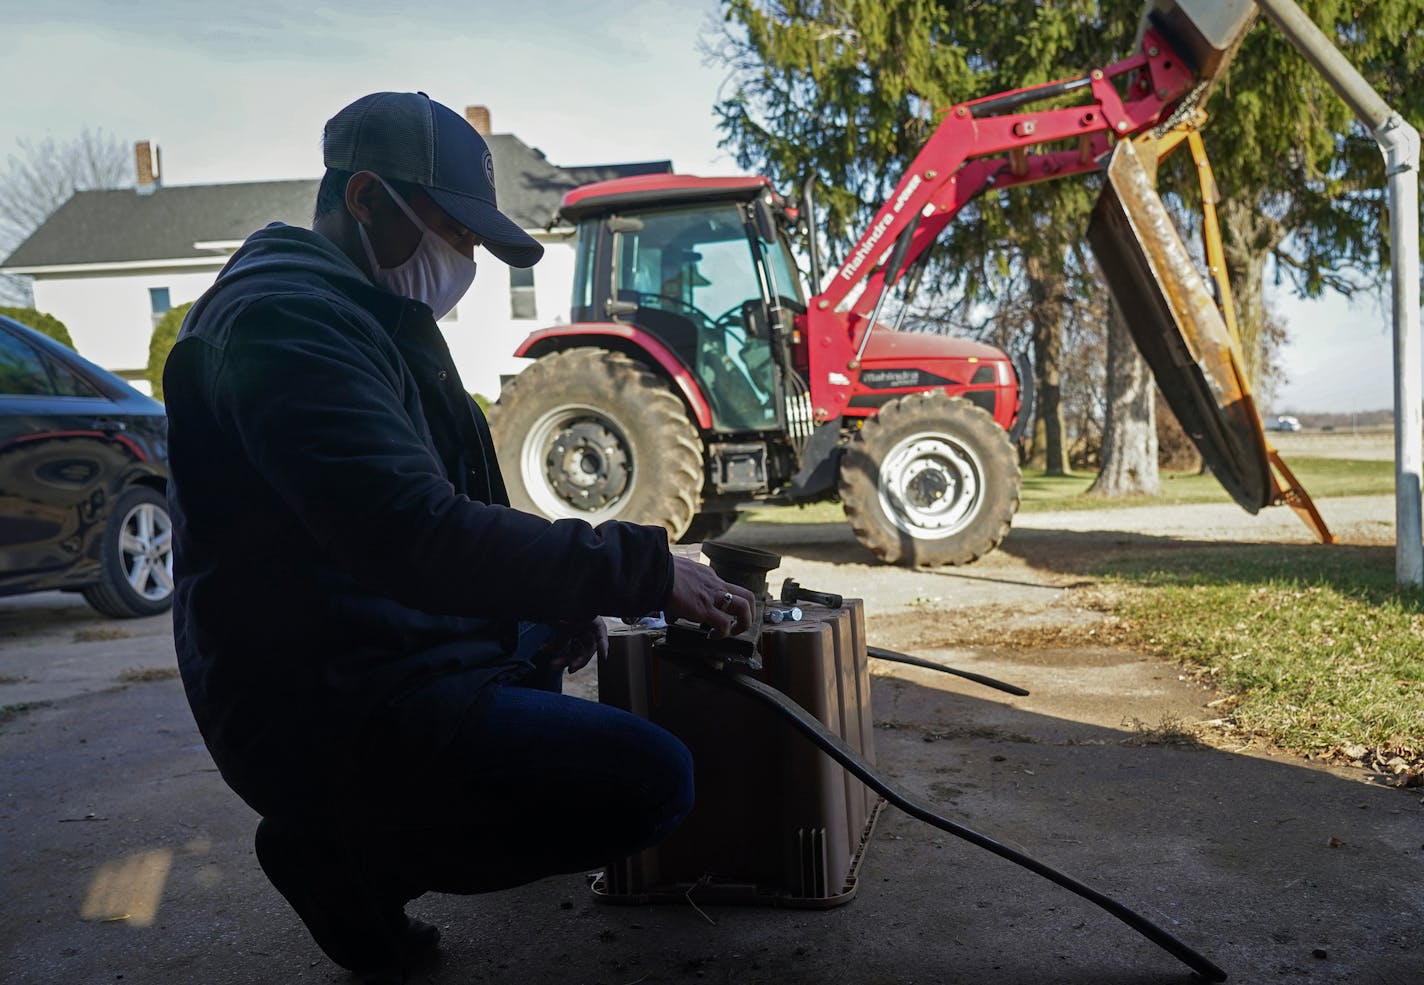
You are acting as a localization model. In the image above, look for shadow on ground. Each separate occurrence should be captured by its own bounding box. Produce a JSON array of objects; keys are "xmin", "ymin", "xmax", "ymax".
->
[{"xmin": 1, "ymin": 666, "xmax": 1419, "ymax": 985}]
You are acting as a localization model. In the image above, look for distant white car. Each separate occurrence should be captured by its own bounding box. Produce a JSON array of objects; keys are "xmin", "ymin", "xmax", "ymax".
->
[{"xmin": 1267, "ymin": 415, "xmax": 1303, "ymax": 432}]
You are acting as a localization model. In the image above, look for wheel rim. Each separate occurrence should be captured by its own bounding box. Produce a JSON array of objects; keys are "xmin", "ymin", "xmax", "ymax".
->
[
  {"xmin": 876, "ymin": 431, "xmax": 983, "ymax": 540},
  {"xmin": 522, "ymin": 404, "xmax": 635, "ymax": 523},
  {"xmin": 118, "ymin": 501, "xmax": 175, "ymax": 602}
]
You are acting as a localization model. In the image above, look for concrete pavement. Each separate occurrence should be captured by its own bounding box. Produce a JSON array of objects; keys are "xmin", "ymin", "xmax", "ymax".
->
[{"xmin": 2, "ymin": 497, "xmax": 1420, "ymax": 984}]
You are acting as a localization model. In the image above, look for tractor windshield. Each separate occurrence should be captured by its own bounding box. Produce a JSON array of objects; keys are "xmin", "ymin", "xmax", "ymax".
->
[{"xmin": 613, "ymin": 203, "xmax": 780, "ymax": 432}]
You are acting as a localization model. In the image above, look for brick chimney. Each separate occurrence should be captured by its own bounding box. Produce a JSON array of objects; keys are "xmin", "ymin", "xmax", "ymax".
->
[
  {"xmin": 465, "ymin": 105, "xmax": 491, "ymax": 136},
  {"xmin": 135, "ymin": 141, "xmax": 161, "ymax": 195}
]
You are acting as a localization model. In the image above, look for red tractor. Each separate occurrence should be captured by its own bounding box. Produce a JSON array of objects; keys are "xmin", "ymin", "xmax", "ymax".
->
[
  {"xmin": 490, "ymin": 171, "xmax": 1024, "ymax": 567},
  {"xmin": 492, "ymin": 7, "xmax": 1307, "ymax": 565}
]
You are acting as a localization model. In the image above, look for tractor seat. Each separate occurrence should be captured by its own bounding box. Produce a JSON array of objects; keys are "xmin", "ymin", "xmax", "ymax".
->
[{"xmin": 630, "ymin": 305, "xmax": 700, "ymax": 371}]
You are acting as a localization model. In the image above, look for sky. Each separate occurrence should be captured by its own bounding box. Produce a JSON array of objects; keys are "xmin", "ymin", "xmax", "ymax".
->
[{"xmin": 0, "ymin": 0, "xmax": 1409, "ymax": 414}]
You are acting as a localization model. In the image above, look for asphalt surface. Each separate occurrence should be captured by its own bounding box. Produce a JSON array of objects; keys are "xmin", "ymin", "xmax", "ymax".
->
[{"xmin": 2, "ymin": 495, "xmax": 1421, "ymax": 985}]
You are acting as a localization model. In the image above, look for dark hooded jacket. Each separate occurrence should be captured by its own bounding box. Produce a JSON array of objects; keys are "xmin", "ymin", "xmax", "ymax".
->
[{"xmin": 164, "ymin": 223, "xmax": 673, "ymax": 814}]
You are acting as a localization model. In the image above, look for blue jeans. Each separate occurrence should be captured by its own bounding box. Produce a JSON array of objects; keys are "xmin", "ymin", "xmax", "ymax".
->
[{"xmin": 326, "ymin": 647, "xmax": 694, "ymax": 898}]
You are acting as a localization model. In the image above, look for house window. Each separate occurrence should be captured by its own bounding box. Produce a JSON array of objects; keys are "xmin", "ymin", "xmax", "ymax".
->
[
  {"xmin": 149, "ymin": 287, "xmax": 172, "ymax": 328},
  {"xmin": 510, "ymin": 266, "xmax": 536, "ymax": 320}
]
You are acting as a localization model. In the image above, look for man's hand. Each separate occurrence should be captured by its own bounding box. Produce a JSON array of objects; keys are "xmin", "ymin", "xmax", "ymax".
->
[
  {"xmin": 537, "ymin": 619, "xmax": 609, "ymax": 675},
  {"xmin": 664, "ymin": 556, "xmax": 756, "ymax": 639}
]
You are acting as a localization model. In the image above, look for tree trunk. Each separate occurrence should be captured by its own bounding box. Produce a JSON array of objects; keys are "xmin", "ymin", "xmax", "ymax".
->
[
  {"xmin": 1088, "ymin": 300, "xmax": 1159, "ymax": 497},
  {"xmin": 1026, "ymin": 254, "xmax": 1068, "ymax": 476},
  {"xmin": 1219, "ymin": 198, "xmax": 1286, "ymax": 389}
]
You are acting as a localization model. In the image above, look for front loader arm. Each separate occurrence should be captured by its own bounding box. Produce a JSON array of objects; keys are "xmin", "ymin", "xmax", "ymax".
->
[{"xmin": 802, "ymin": 28, "xmax": 1198, "ymax": 424}]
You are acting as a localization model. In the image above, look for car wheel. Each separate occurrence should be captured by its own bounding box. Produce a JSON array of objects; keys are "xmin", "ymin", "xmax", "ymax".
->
[{"xmin": 82, "ymin": 486, "xmax": 175, "ymax": 618}]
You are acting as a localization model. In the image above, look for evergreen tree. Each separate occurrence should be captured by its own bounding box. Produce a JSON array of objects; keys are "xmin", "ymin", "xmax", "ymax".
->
[{"xmin": 713, "ymin": 0, "xmax": 1422, "ymax": 491}]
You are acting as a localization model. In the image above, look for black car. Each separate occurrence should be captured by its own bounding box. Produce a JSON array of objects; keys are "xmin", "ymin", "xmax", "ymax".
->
[{"xmin": 0, "ymin": 314, "xmax": 172, "ymax": 617}]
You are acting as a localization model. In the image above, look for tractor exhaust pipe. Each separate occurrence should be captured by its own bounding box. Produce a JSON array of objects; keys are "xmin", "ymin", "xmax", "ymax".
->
[{"xmin": 800, "ymin": 173, "xmax": 825, "ymax": 292}]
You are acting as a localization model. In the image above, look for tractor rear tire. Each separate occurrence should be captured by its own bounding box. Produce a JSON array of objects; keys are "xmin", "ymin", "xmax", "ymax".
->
[
  {"xmin": 490, "ymin": 348, "xmax": 703, "ymax": 541},
  {"xmin": 839, "ymin": 392, "xmax": 1020, "ymax": 567}
]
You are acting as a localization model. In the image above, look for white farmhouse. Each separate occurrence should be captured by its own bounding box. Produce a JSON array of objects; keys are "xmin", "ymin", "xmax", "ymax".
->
[{"xmin": 0, "ymin": 107, "xmax": 670, "ymax": 399}]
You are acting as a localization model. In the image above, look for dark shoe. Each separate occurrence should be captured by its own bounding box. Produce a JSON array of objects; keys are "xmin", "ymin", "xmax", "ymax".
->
[
  {"xmin": 401, "ymin": 915, "xmax": 440, "ymax": 959},
  {"xmin": 348, "ymin": 920, "xmax": 440, "ymax": 985},
  {"xmin": 255, "ymin": 817, "xmax": 428, "ymax": 975}
]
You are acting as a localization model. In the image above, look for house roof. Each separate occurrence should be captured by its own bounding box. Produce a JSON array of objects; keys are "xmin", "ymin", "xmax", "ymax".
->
[{"xmin": 2, "ymin": 134, "xmax": 670, "ymax": 270}]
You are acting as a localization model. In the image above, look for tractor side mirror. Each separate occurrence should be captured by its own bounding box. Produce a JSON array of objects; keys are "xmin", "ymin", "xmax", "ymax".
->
[{"xmin": 752, "ymin": 196, "xmax": 779, "ymax": 245}]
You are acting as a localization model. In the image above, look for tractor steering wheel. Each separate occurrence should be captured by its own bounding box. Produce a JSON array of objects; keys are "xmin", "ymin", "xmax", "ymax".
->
[{"xmin": 630, "ymin": 292, "xmax": 712, "ymax": 328}]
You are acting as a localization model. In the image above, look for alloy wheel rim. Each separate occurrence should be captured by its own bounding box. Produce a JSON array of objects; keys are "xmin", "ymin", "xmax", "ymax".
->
[{"xmin": 118, "ymin": 502, "xmax": 175, "ymax": 601}]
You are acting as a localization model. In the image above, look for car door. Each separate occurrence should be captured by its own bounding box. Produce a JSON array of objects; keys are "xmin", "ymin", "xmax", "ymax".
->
[{"xmin": 0, "ymin": 327, "xmax": 132, "ymax": 590}]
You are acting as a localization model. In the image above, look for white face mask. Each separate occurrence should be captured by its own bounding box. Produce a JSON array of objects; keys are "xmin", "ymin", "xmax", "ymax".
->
[{"xmin": 358, "ymin": 177, "xmax": 477, "ymax": 320}]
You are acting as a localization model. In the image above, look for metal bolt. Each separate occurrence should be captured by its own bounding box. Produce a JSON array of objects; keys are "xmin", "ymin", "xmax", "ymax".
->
[
  {"xmin": 1157, "ymin": 88, "xmax": 1168, "ymax": 99},
  {"xmin": 1091, "ymin": 69, "xmax": 1103, "ymax": 81},
  {"xmin": 1148, "ymin": 45, "xmax": 1159, "ymax": 57},
  {"xmin": 817, "ymin": 299, "xmax": 830, "ymax": 310},
  {"xmin": 924, "ymin": 170, "xmax": 937, "ymax": 179},
  {"xmin": 764, "ymin": 605, "xmax": 804, "ymax": 624},
  {"xmin": 955, "ymin": 106, "xmax": 968, "ymax": 117},
  {"xmin": 1116, "ymin": 121, "xmax": 1128, "ymax": 132}
]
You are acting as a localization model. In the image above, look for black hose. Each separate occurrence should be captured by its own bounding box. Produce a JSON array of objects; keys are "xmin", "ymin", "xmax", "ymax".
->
[
  {"xmin": 684, "ymin": 661, "xmax": 1228, "ymax": 983},
  {"xmin": 867, "ymin": 644, "xmax": 1030, "ymax": 696}
]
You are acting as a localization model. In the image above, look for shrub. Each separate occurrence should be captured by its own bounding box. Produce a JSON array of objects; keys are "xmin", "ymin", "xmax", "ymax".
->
[
  {"xmin": 0, "ymin": 306, "xmax": 75, "ymax": 349},
  {"xmin": 147, "ymin": 302, "xmax": 193, "ymax": 402}
]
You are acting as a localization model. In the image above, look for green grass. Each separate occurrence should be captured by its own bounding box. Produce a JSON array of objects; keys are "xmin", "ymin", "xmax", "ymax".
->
[
  {"xmin": 1020, "ymin": 456, "xmax": 1394, "ymax": 511},
  {"xmin": 1093, "ymin": 543, "xmax": 1424, "ymax": 764},
  {"xmin": 729, "ymin": 455, "xmax": 1413, "ymax": 767},
  {"xmin": 737, "ymin": 456, "xmax": 1394, "ymax": 524}
]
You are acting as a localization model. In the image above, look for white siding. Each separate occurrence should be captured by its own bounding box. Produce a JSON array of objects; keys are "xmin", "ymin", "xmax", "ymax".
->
[
  {"xmin": 30, "ymin": 267, "xmax": 222, "ymax": 378},
  {"xmin": 441, "ymin": 236, "xmax": 575, "ymax": 399},
  {"xmin": 25, "ymin": 232, "xmax": 577, "ymax": 401}
]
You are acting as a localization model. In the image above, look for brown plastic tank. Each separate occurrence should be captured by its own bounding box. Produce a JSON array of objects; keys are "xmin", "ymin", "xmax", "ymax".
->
[{"xmin": 595, "ymin": 601, "xmax": 882, "ymax": 908}]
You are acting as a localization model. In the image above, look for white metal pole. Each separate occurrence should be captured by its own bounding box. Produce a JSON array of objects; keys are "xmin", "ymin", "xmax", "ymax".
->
[
  {"xmin": 1253, "ymin": 0, "xmax": 1424, "ymax": 587},
  {"xmin": 1382, "ymin": 119, "xmax": 1423, "ymax": 586}
]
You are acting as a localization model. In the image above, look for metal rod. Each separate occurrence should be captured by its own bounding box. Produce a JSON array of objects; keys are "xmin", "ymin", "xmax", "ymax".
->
[
  {"xmin": 890, "ymin": 258, "xmax": 928, "ymax": 334},
  {"xmin": 1254, "ymin": 0, "xmax": 1423, "ymax": 586},
  {"xmin": 1383, "ymin": 120, "xmax": 1424, "ymax": 585},
  {"xmin": 969, "ymin": 75, "xmax": 1093, "ymax": 118},
  {"xmin": 850, "ymin": 218, "xmax": 918, "ymax": 368}
]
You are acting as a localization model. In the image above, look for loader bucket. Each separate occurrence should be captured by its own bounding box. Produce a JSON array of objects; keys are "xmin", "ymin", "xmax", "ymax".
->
[
  {"xmin": 1135, "ymin": 0, "xmax": 1257, "ymax": 97},
  {"xmin": 1087, "ymin": 138, "xmax": 1272, "ymax": 512}
]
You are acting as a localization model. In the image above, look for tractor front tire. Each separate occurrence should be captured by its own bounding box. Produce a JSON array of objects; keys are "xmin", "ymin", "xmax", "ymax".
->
[
  {"xmin": 839, "ymin": 392, "xmax": 1020, "ymax": 567},
  {"xmin": 490, "ymin": 348, "xmax": 703, "ymax": 541}
]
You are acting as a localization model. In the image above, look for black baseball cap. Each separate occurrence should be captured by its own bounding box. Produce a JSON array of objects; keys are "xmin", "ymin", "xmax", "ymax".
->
[{"xmin": 323, "ymin": 91, "xmax": 544, "ymax": 268}]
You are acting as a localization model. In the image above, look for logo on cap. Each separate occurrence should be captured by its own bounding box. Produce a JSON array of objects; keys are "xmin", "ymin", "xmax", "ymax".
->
[{"xmin": 483, "ymin": 151, "xmax": 495, "ymax": 190}]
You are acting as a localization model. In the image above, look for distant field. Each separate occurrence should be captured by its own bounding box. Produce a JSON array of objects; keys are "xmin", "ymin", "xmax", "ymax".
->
[
  {"xmin": 739, "ymin": 429, "xmax": 1395, "ymax": 525},
  {"xmin": 1269, "ymin": 427, "xmax": 1394, "ymax": 461}
]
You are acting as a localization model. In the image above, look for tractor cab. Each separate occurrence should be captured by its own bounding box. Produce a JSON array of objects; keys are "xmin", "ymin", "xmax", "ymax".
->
[{"xmin": 560, "ymin": 176, "xmax": 808, "ymax": 436}]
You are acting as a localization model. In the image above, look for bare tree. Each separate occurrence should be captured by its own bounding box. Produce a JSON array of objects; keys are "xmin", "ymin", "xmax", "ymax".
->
[
  {"xmin": 0, "ymin": 128, "xmax": 133, "ymax": 305},
  {"xmin": 1089, "ymin": 299, "xmax": 1159, "ymax": 497}
]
